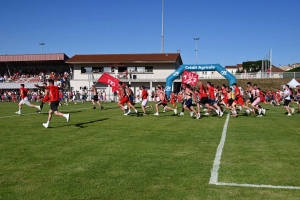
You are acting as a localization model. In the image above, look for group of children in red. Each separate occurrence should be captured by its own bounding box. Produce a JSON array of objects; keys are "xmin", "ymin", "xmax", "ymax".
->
[
  {"xmin": 147, "ymin": 80, "xmax": 300, "ymax": 118},
  {"xmin": 113, "ymin": 79, "xmax": 299, "ymax": 118},
  {"xmin": 15, "ymin": 80, "xmax": 70, "ymax": 128},
  {"xmin": 15, "ymin": 79, "xmax": 299, "ymax": 128}
]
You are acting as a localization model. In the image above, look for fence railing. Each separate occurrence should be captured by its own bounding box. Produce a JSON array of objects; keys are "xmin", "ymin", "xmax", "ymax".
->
[{"xmin": 78, "ymin": 72, "xmax": 300, "ymax": 81}]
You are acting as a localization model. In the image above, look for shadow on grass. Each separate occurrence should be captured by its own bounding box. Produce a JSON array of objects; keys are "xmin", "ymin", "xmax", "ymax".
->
[
  {"xmin": 38, "ymin": 110, "xmax": 83, "ymax": 115},
  {"xmin": 74, "ymin": 118, "xmax": 109, "ymax": 128},
  {"xmin": 49, "ymin": 118, "xmax": 109, "ymax": 128}
]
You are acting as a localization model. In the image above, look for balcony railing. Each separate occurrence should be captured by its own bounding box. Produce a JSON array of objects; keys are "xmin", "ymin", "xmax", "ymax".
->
[{"xmin": 72, "ymin": 72, "xmax": 300, "ymax": 82}]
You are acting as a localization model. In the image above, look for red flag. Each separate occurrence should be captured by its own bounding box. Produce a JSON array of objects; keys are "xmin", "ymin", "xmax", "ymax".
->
[
  {"xmin": 97, "ymin": 73, "xmax": 120, "ymax": 92},
  {"xmin": 182, "ymin": 70, "xmax": 198, "ymax": 86}
]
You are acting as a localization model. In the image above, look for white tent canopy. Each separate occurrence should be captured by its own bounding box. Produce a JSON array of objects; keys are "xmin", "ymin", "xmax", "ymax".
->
[{"xmin": 286, "ymin": 78, "xmax": 300, "ymax": 88}]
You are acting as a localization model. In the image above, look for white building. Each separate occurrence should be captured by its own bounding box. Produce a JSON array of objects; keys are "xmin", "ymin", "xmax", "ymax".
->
[{"xmin": 66, "ymin": 53, "xmax": 183, "ymax": 100}]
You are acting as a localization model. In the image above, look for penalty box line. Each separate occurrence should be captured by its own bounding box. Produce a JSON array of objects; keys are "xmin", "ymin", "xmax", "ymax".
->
[{"xmin": 209, "ymin": 113, "xmax": 300, "ymax": 190}]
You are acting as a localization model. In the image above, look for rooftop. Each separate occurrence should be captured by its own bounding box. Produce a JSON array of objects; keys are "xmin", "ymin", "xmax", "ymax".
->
[{"xmin": 66, "ymin": 53, "xmax": 183, "ymax": 64}]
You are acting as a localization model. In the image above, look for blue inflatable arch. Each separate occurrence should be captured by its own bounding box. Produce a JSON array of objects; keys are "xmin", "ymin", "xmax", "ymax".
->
[{"xmin": 165, "ymin": 64, "xmax": 236, "ymax": 98}]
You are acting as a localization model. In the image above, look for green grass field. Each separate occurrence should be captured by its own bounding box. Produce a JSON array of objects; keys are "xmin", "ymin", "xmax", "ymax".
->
[{"xmin": 0, "ymin": 101, "xmax": 300, "ymax": 200}]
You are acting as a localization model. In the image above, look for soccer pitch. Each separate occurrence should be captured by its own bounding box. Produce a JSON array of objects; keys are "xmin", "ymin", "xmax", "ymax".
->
[{"xmin": 0, "ymin": 102, "xmax": 300, "ymax": 199}]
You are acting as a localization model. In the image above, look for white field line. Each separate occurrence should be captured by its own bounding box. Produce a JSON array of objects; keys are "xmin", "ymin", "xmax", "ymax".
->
[
  {"xmin": 209, "ymin": 113, "xmax": 300, "ymax": 190},
  {"xmin": 209, "ymin": 113, "xmax": 230, "ymax": 184},
  {"xmin": 0, "ymin": 107, "xmax": 91, "ymax": 119},
  {"xmin": 216, "ymin": 182, "xmax": 300, "ymax": 190}
]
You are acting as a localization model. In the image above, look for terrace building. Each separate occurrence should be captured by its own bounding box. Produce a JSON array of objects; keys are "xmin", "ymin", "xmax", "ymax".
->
[{"xmin": 66, "ymin": 53, "xmax": 183, "ymax": 97}]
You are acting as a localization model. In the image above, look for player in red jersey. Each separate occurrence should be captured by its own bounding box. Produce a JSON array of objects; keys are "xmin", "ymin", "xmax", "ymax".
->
[
  {"xmin": 117, "ymin": 82, "xmax": 139, "ymax": 116},
  {"xmin": 36, "ymin": 82, "xmax": 50, "ymax": 113},
  {"xmin": 205, "ymin": 82, "xmax": 223, "ymax": 116},
  {"xmin": 140, "ymin": 85, "xmax": 152, "ymax": 115},
  {"xmin": 169, "ymin": 91, "xmax": 177, "ymax": 108},
  {"xmin": 117, "ymin": 82, "xmax": 129, "ymax": 114},
  {"xmin": 15, "ymin": 84, "xmax": 41, "ymax": 114},
  {"xmin": 232, "ymin": 83, "xmax": 251, "ymax": 115},
  {"xmin": 198, "ymin": 81, "xmax": 209, "ymax": 116},
  {"xmin": 35, "ymin": 80, "xmax": 70, "ymax": 128}
]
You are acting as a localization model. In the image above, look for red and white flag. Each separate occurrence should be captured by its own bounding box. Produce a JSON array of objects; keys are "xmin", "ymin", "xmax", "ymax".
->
[
  {"xmin": 182, "ymin": 70, "xmax": 198, "ymax": 86},
  {"xmin": 97, "ymin": 73, "xmax": 120, "ymax": 92}
]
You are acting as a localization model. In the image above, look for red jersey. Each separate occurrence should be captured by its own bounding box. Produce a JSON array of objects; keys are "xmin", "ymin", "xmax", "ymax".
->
[
  {"xmin": 208, "ymin": 86, "xmax": 215, "ymax": 99},
  {"xmin": 234, "ymin": 87, "xmax": 241, "ymax": 98},
  {"xmin": 47, "ymin": 86, "xmax": 60, "ymax": 102},
  {"xmin": 177, "ymin": 93, "xmax": 183, "ymax": 102},
  {"xmin": 20, "ymin": 88, "xmax": 28, "ymax": 99},
  {"xmin": 141, "ymin": 89, "xmax": 148, "ymax": 100},
  {"xmin": 200, "ymin": 86, "xmax": 208, "ymax": 98},
  {"xmin": 12, "ymin": 93, "xmax": 16, "ymax": 100}
]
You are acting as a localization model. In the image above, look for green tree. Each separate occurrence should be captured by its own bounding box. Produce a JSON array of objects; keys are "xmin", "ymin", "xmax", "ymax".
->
[{"xmin": 242, "ymin": 60, "xmax": 270, "ymax": 72}]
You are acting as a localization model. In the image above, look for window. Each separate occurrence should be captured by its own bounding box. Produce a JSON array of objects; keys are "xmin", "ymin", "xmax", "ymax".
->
[
  {"xmin": 92, "ymin": 67, "xmax": 103, "ymax": 73},
  {"xmin": 145, "ymin": 66, "xmax": 153, "ymax": 72},
  {"xmin": 104, "ymin": 67, "xmax": 112, "ymax": 72},
  {"xmin": 127, "ymin": 67, "xmax": 135, "ymax": 72},
  {"xmin": 136, "ymin": 67, "xmax": 145, "ymax": 72},
  {"xmin": 118, "ymin": 67, "xmax": 127, "ymax": 73}
]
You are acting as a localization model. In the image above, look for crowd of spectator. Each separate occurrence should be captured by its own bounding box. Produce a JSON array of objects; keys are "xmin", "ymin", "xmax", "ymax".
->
[{"xmin": 0, "ymin": 68, "xmax": 72, "ymax": 84}]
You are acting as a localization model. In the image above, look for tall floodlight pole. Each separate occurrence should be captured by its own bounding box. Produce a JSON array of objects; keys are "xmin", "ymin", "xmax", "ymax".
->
[
  {"xmin": 270, "ymin": 48, "xmax": 272, "ymax": 73},
  {"xmin": 161, "ymin": 0, "xmax": 164, "ymax": 53},
  {"xmin": 193, "ymin": 38, "xmax": 199, "ymax": 64},
  {"xmin": 39, "ymin": 43, "xmax": 45, "ymax": 54}
]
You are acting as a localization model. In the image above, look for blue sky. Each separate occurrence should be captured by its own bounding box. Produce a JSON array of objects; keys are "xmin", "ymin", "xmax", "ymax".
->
[{"xmin": 1, "ymin": 0, "xmax": 299, "ymax": 67}]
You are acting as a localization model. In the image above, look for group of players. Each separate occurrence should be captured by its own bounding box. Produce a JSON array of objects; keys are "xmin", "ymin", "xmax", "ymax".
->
[
  {"xmin": 14, "ymin": 79, "xmax": 300, "ymax": 128},
  {"xmin": 16, "ymin": 80, "xmax": 70, "ymax": 128},
  {"xmin": 114, "ymin": 80, "xmax": 300, "ymax": 118},
  {"xmin": 113, "ymin": 80, "xmax": 266, "ymax": 118}
]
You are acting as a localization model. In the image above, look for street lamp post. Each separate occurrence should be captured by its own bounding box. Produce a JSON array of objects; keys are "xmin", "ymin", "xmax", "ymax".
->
[
  {"xmin": 39, "ymin": 43, "xmax": 45, "ymax": 54},
  {"xmin": 193, "ymin": 38, "xmax": 199, "ymax": 64}
]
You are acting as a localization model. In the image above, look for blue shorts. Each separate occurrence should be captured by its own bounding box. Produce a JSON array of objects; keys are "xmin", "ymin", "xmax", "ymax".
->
[{"xmin": 184, "ymin": 98, "xmax": 193, "ymax": 108}]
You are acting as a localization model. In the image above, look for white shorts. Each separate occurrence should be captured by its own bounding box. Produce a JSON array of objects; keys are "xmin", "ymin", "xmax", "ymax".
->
[
  {"xmin": 251, "ymin": 97, "xmax": 261, "ymax": 107},
  {"xmin": 141, "ymin": 99, "xmax": 148, "ymax": 107},
  {"xmin": 72, "ymin": 96, "xmax": 76, "ymax": 100},
  {"xmin": 20, "ymin": 97, "xmax": 31, "ymax": 106}
]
